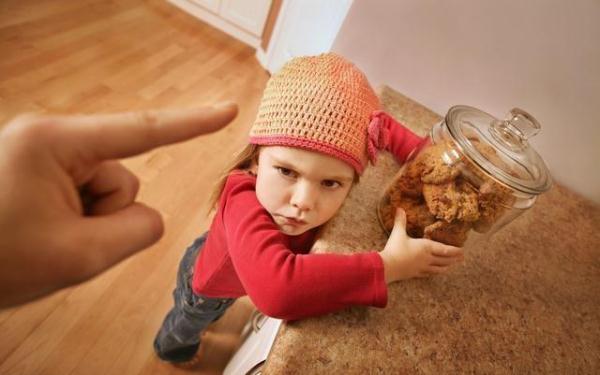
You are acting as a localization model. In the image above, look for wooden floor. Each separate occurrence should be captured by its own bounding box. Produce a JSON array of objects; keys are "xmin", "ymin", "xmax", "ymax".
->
[{"xmin": 0, "ymin": 1, "xmax": 269, "ymax": 374}]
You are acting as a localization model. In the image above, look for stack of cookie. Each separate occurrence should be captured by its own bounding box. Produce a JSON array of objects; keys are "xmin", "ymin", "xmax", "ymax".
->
[{"xmin": 379, "ymin": 141, "xmax": 515, "ymax": 246}]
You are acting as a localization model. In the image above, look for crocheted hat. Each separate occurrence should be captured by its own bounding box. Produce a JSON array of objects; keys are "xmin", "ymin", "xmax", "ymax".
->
[{"xmin": 249, "ymin": 53, "xmax": 391, "ymax": 174}]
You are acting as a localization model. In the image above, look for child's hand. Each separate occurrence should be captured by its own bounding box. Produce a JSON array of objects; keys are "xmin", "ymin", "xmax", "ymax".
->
[{"xmin": 379, "ymin": 208, "xmax": 464, "ymax": 283}]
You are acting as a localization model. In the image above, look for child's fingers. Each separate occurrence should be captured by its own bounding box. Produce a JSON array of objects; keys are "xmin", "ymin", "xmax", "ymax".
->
[
  {"xmin": 427, "ymin": 265, "xmax": 451, "ymax": 275},
  {"xmin": 416, "ymin": 265, "xmax": 449, "ymax": 277},
  {"xmin": 430, "ymin": 256, "xmax": 461, "ymax": 267},
  {"xmin": 431, "ymin": 245, "xmax": 463, "ymax": 258}
]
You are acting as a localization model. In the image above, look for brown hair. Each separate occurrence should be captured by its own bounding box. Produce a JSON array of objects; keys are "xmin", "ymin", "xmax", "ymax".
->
[{"xmin": 206, "ymin": 144, "xmax": 260, "ymax": 214}]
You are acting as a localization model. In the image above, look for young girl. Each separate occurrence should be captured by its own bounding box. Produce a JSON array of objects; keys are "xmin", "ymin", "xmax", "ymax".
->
[{"xmin": 154, "ymin": 53, "xmax": 464, "ymax": 363}]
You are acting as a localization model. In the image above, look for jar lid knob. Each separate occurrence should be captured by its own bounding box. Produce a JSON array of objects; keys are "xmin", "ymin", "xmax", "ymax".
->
[
  {"xmin": 507, "ymin": 108, "xmax": 541, "ymax": 140},
  {"xmin": 490, "ymin": 108, "xmax": 541, "ymax": 149}
]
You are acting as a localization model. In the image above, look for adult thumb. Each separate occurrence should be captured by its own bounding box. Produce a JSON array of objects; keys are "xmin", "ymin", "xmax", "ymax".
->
[{"xmin": 70, "ymin": 202, "xmax": 164, "ymax": 282}]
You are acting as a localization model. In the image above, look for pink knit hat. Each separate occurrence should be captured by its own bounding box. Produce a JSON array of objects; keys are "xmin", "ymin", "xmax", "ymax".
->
[{"xmin": 249, "ymin": 53, "xmax": 393, "ymax": 174}]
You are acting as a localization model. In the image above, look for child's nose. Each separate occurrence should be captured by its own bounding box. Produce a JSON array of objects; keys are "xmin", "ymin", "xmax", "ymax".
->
[{"xmin": 290, "ymin": 181, "xmax": 317, "ymax": 212}]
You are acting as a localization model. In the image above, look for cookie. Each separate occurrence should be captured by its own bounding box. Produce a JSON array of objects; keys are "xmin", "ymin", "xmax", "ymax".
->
[
  {"xmin": 456, "ymin": 179, "xmax": 480, "ymax": 222},
  {"xmin": 380, "ymin": 196, "xmax": 436, "ymax": 237},
  {"xmin": 473, "ymin": 180, "xmax": 515, "ymax": 233},
  {"xmin": 402, "ymin": 198, "xmax": 437, "ymax": 238},
  {"xmin": 379, "ymin": 198, "xmax": 397, "ymax": 233},
  {"xmin": 416, "ymin": 143, "xmax": 460, "ymax": 184},
  {"xmin": 395, "ymin": 161, "xmax": 423, "ymax": 198},
  {"xmin": 424, "ymin": 220, "xmax": 471, "ymax": 247},
  {"xmin": 423, "ymin": 181, "xmax": 459, "ymax": 222}
]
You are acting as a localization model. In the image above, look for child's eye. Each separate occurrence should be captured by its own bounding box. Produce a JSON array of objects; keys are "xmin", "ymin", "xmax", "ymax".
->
[
  {"xmin": 275, "ymin": 167, "xmax": 297, "ymax": 178},
  {"xmin": 322, "ymin": 180, "xmax": 342, "ymax": 189}
]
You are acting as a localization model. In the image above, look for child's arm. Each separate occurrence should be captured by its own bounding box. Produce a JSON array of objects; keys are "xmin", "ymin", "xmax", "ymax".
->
[
  {"xmin": 222, "ymin": 178, "xmax": 387, "ymax": 320},
  {"xmin": 379, "ymin": 208, "xmax": 464, "ymax": 282},
  {"xmin": 378, "ymin": 112, "xmax": 426, "ymax": 163}
]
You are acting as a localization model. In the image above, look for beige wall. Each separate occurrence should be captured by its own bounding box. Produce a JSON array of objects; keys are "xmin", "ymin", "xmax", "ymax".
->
[{"xmin": 333, "ymin": 0, "xmax": 600, "ymax": 203}]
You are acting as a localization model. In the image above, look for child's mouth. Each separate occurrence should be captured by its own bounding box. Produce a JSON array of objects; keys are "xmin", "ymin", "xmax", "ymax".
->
[{"xmin": 278, "ymin": 215, "xmax": 307, "ymax": 226}]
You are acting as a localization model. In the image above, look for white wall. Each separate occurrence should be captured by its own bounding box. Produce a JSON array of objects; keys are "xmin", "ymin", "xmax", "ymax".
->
[{"xmin": 333, "ymin": 0, "xmax": 600, "ymax": 203}]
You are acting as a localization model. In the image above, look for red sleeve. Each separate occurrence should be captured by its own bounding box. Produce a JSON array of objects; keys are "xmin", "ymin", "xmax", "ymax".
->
[
  {"xmin": 384, "ymin": 116, "xmax": 425, "ymax": 163},
  {"xmin": 221, "ymin": 176, "xmax": 387, "ymax": 320}
]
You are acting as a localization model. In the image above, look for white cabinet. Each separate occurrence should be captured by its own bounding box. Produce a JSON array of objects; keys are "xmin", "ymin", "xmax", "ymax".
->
[
  {"xmin": 220, "ymin": 0, "xmax": 272, "ymax": 37},
  {"xmin": 189, "ymin": 0, "xmax": 220, "ymax": 13},
  {"xmin": 168, "ymin": 0, "xmax": 272, "ymax": 48},
  {"xmin": 223, "ymin": 311, "xmax": 282, "ymax": 375}
]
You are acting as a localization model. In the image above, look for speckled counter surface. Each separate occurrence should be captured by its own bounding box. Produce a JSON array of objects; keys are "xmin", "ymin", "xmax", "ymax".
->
[{"xmin": 262, "ymin": 86, "xmax": 600, "ymax": 374}]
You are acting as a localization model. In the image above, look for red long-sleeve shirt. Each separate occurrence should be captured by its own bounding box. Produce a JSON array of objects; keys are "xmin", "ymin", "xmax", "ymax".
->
[{"xmin": 192, "ymin": 118, "xmax": 423, "ymax": 320}]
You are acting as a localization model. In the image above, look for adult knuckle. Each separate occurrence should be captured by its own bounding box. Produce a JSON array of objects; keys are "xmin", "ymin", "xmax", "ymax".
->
[
  {"xmin": 145, "ymin": 210, "xmax": 165, "ymax": 242},
  {"xmin": 118, "ymin": 165, "xmax": 139, "ymax": 196},
  {"xmin": 127, "ymin": 173, "xmax": 140, "ymax": 196},
  {"xmin": 4, "ymin": 114, "xmax": 59, "ymax": 144},
  {"xmin": 134, "ymin": 110, "xmax": 161, "ymax": 142},
  {"xmin": 135, "ymin": 110, "xmax": 159, "ymax": 126},
  {"xmin": 11, "ymin": 112, "xmax": 37, "ymax": 125}
]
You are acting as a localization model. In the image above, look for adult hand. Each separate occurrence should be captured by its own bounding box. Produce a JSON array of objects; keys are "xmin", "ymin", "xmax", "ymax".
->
[{"xmin": 0, "ymin": 102, "xmax": 238, "ymax": 308}]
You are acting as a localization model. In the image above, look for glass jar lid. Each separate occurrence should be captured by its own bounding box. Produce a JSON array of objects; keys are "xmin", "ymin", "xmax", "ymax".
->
[{"xmin": 444, "ymin": 105, "xmax": 552, "ymax": 195}]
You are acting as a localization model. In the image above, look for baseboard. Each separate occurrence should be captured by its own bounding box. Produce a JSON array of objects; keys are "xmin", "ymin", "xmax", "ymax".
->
[
  {"xmin": 166, "ymin": 0, "xmax": 261, "ymax": 49},
  {"xmin": 255, "ymin": 47, "xmax": 269, "ymax": 71}
]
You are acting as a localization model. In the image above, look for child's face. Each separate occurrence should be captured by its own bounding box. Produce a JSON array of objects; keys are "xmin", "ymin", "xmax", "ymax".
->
[{"xmin": 255, "ymin": 146, "xmax": 355, "ymax": 236}]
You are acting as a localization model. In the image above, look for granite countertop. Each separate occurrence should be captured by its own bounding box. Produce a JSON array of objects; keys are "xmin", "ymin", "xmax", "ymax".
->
[{"xmin": 262, "ymin": 86, "xmax": 600, "ymax": 374}]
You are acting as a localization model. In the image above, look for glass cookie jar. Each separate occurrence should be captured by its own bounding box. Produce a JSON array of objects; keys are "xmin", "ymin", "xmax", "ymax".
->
[{"xmin": 377, "ymin": 106, "xmax": 552, "ymax": 247}]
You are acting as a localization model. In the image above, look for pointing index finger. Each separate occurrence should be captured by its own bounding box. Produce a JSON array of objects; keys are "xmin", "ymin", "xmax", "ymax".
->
[{"xmin": 63, "ymin": 102, "xmax": 238, "ymax": 160}]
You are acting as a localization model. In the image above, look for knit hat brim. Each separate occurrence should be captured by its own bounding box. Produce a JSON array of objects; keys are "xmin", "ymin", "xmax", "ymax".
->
[{"xmin": 249, "ymin": 135, "xmax": 364, "ymax": 174}]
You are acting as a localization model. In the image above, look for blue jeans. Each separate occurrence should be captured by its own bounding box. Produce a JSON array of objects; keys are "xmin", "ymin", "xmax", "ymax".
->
[{"xmin": 153, "ymin": 233, "xmax": 236, "ymax": 361}]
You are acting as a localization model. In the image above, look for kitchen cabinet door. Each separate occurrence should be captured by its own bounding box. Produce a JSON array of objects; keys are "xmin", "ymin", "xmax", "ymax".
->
[{"xmin": 223, "ymin": 313, "xmax": 283, "ymax": 375}]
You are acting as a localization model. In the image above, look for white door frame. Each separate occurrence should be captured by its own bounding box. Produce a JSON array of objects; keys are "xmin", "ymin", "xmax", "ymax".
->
[{"xmin": 256, "ymin": 0, "xmax": 354, "ymax": 74}]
